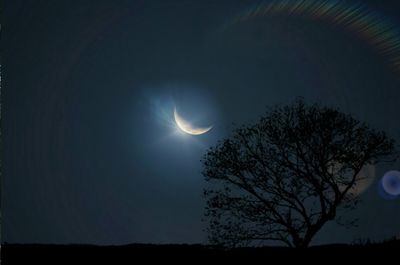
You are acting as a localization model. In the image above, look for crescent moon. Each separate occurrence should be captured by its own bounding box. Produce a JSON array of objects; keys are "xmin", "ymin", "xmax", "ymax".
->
[{"xmin": 174, "ymin": 108, "xmax": 212, "ymax": 135}]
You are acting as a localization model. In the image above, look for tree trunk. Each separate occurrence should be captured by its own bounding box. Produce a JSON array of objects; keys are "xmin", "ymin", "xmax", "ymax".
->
[
  {"xmin": 294, "ymin": 238, "xmax": 311, "ymax": 248},
  {"xmin": 296, "ymin": 219, "xmax": 328, "ymax": 248}
]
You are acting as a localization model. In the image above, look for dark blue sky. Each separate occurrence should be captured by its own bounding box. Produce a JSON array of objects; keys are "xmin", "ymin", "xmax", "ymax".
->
[{"xmin": 3, "ymin": 0, "xmax": 400, "ymax": 245}]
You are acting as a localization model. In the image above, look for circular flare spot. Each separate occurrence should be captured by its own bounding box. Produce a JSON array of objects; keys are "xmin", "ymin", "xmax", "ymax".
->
[{"xmin": 381, "ymin": 170, "xmax": 400, "ymax": 196}]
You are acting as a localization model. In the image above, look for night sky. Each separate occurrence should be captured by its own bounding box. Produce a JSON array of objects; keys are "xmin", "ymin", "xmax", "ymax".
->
[{"xmin": 3, "ymin": 0, "xmax": 400, "ymax": 245}]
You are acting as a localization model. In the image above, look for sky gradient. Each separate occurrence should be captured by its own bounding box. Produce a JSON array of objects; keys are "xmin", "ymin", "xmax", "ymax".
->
[{"xmin": 2, "ymin": 0, "xmax": 400, "ymax": 245}]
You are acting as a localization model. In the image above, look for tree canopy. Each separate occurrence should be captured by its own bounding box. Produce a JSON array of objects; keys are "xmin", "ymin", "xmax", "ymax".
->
[{"xmin": 202, "ymin": 99, "xmax": 397, "ymax": 248}]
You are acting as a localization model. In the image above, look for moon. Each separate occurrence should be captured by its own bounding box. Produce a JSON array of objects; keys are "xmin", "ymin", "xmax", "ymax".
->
[{"xmin": 174, "ymin": 108, "xmax": 212, "ymax": 135}]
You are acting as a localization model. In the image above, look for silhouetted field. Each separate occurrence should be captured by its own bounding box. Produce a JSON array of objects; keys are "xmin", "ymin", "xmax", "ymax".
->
[{"xmin": 2, "ymin": 240, "xmax": 399, "ymax": 264}]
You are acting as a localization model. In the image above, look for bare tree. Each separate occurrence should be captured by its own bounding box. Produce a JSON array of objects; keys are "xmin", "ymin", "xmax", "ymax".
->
[{"xmin": 202, "ymin": 99, "xmax": 397, "ymax": 248}]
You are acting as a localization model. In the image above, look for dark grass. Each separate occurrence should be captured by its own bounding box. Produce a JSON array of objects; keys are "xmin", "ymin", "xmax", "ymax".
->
[{"xmin": 2, "ymin": 239, "xmax": 399, "ymax": 264}]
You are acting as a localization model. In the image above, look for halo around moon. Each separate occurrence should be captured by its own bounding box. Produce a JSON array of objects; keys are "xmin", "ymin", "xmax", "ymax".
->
[{"xmin": 174, "ymin": 108, "xmax": 212, "ymax": 135}]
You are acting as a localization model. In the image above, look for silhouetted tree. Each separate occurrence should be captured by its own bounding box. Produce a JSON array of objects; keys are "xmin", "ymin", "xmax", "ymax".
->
[{"xmin": 202, "ymin": 99, "xmax": 397, "ymax": 248}]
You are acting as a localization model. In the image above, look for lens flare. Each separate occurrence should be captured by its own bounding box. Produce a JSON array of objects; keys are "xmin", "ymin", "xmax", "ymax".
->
[
  {"xmin": 229, "ymin": 0, "xmax": 400, "ymax": 73},
  {"xmin": 377, "ymin": 178, "xmax": 398, "ymax": 200},
  {"xmin": 381, "ymin": 170, "xmax": 400, "ymax": 196}
]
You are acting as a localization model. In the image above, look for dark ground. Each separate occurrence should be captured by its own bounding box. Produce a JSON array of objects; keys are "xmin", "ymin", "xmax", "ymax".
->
[{"xmin": 2, "ymin": 240, "xmax": 399, "ymax": 264}]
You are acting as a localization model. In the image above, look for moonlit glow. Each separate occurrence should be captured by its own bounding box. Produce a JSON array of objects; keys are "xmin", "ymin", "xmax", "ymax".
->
[
  {"xmin": 174, "ymin": 108, "xmax": 212, "ymax": 135},
  {"xmin": 333, "ymin": 163, "xmax": 375, "ymax": 195},
  {"xmin": 349, "ymin": 164, "xmax": 375, "ymax": 195}
]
